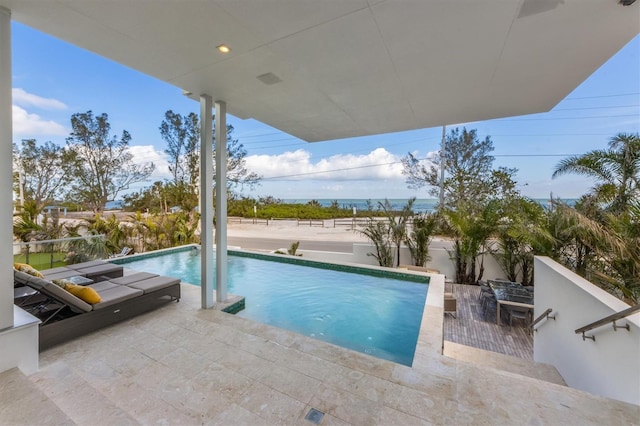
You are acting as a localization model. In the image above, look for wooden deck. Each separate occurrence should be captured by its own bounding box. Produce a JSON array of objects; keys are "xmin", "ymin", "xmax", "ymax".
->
[{"xmin": 443, "ymin": 283, "xmax": 534, "ymax": 360}]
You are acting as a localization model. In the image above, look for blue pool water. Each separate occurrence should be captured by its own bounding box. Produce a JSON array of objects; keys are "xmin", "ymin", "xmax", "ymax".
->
[{"xmin": 118, "ymin": 249, "xmax": 429, "ymax": 365}]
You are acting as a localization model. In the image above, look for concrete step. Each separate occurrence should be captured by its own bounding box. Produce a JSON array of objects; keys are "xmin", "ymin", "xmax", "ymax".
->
[
  {"xmin": 0, "ymin": 368, "xmax": 70, "ymax": 425},
  {"xmin": 443, "ymin": 341, "xmax": 566, "ymax": 386}
]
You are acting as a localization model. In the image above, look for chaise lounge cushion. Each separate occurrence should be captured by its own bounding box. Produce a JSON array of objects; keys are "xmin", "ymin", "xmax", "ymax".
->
[
  {"xmin": 125, "ymin": 276, "xmax": 181, "ymax": 294},
  {"xmin": 92, "ymin": 285, "xmax": 143, "ymax": 310},
  {"xmin": 40, "ymin": 266, "xmax": 73, "ymax": 276},
  {"xmin": 73, "ymin": 263, "xmax": 123, "ymax": 280},
  {"xmin": 108, "ymin": 272, "xmax": 159, "ymax": 285},
  {"xmin": 66, "ymin": 260, "xmax": 109, "ymax": 270},
  {"xmin": 87, "ymin": 281, "xmax": 119, "ymax": 292}
]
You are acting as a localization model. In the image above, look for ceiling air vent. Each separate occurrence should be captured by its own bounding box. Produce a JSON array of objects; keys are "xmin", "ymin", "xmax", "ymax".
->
[{"xmin": 256, "ymin": 72, "xmax": 282, "ymax": 85}]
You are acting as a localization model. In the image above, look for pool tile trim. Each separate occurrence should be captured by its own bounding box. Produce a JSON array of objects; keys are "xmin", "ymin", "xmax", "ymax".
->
[{"xmin": 114, "ymin": 244, "xmax": 430, "ymax": 285}]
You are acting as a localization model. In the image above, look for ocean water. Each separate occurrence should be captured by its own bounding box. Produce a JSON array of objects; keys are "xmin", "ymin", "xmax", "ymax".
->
[
  {"xmin": 283, "ymin": 198, "xmax": 576, "ymax": 214},
  {"xmin": 283, "ymin": 198, "xmax": 439, "ymax": 213}
]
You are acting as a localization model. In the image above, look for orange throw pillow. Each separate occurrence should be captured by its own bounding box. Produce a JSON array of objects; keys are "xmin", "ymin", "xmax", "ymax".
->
[
  {"xmin": 64, "ymin": 283, "xmax": 102, "ymax": 304},
  {"xmin": 14, "ymin": 263, "xmax": 44, "ymax": 278}
]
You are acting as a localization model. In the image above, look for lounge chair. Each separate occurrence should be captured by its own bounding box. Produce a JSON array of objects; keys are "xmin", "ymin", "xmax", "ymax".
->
[
  {"xmin": 109, "ymin": 247, "xmax": 132, "ymax": 258},
  {"xmin": 14, "ymin": 269, "xmax": 180, "ymax": 351},
  {"xmin": 40, "ymin": 260, "xmax": 124, "ymax": 282}
]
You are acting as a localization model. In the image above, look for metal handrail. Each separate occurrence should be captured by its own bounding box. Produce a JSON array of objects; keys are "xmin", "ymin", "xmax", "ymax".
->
[
  {"xmin": 531, "ymin": 308, "xmax": 555, "ymax": 331},
  {"xmin": 575, "ymin": 303, "xmax": 640, "ymax": 342}
]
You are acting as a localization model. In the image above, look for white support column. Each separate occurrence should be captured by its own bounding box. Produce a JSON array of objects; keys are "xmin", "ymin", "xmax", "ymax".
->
[
  {"xmin": 199, "ymin": 95, "xmax": 214, "ymax": 309},
  {"xmin": 0, "ymin": 7, "xmax": 38, "ymax": 375},
  {"xmin": 0, "ymin": 7, "xmax": 14, "ymax": 329},
  {"xmin": 215, "ymin": 101, "xmax": 228, "ymax": 302}
]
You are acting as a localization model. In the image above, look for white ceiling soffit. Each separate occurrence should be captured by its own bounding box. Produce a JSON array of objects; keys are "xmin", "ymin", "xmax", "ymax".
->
[{"xmin": 3, "ymin": 0, "xmax": 639, "ymax": 142}]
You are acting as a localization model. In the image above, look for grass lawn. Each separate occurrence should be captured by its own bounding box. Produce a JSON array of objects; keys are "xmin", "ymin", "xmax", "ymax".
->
[{"xmin": 14, "ymin": 252, "xmax": 66, "ymax": 271}]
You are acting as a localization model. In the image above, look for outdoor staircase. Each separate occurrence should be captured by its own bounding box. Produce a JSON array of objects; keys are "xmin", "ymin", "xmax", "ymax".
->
[{"xmin": 443, "ymin": 341, "xmax": 566, "ymax": 386}]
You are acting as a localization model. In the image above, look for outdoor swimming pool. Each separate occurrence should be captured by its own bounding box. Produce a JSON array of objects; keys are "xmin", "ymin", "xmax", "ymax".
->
[{"xmin": 116, "ymin": 247, "xmax": 429, "ymax": 365}]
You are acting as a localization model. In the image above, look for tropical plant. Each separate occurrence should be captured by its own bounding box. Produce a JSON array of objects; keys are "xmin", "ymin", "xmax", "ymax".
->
[
  {"xmin": 358, "ymin": 198, "xmax": 418, "ymax": 267},
  {"xmin": 548, "ymin": 133, "xmax": 640, "ymax": 302},
  {"xmin": 442, "ymin": 202, "xmax": 500, "ymax": 284},
  {"xmin": 405, "ymin": 212, "xmax": 437, "ymax": 267},
  {"xmin": 166, "ymin": 211, "xmax": 200, "ymax": 246},
  {"xmin": 552, "ymin": 132, "xmax": 639, "ymax": 214},
  {"xmin": 274, "ymin": 241, "xmax": 302, "ymax": 256},
  {"xmin": 491, "ymin": 198, "xmax": 552, "ymax": 285},
  {"xmin": 13, "ymin": 202, "xmax": 43, "ymax": 265},
  {"xmin": 552, "ymin": 201, "xmax": 639, "ymax": 304},
  {"xmin": 288, "ymin": 241, "xmax": 301, "ymax": 256},
  {"xmin": 359, "ymin": 219, "xmax": 393, "ymax": 267},
  {"xmin": 385, "ymin": 198, "xmax": 415, "ymax": 267},
  {"xmin": 597, "ymin": 205, "xmax": 639, "ymax": 303},
  {"xmin": 63, "ymin": 223, "xmax": 109, "ymax": 264},
  {"xmin": 13, "ymin": 201, "xmax": 41, "ymax": 242}
]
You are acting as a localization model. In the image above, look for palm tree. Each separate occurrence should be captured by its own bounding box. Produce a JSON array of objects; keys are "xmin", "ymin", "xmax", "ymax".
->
[
  {"xmin": 359, "ymin": 219, "xmax": 393, "ymax": 267},
  {"xmin": 491, "ymin": 198, "xmax": 553, "ymax": 285},
  {"xmin": 405, "ymin": 212, "xmax": 438, "ymax": 267},
  {"xmin": 13, "ymin": 214, "xmax": 42, "ymax": 265},
  {"xmin": 551, "ymin": 133, "xmax": 639, "ymax": 302},
  {"xmin": 385, "ymin": 198, "xmax": 415, "ymax": 267},
  {"xmin": 598, "ymin": 205, "xmax": 639, "ymax": 304},
  {"xmin": 552, "ymin": 132, "xmax": 640, "ymax": 214},
  {"xmin": 442, "ymin": 202, "xmax": 500, "ymax": 284}
]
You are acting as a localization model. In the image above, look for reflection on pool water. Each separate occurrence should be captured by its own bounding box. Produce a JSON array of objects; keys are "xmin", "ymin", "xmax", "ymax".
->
[{"xmin": 117, "ymin": 248, "xmax": 429, "ymax": 366}]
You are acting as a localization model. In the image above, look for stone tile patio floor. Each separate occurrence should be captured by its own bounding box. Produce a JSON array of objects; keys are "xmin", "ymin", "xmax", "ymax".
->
[{"xmin": 2, "ymin": 283, "xmax": 638, "ymax": 425}]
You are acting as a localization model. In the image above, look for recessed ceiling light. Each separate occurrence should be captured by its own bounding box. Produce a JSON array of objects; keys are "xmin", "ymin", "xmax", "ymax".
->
[{"xmin": 216, "ymin": 44, "xmax": 231, "ymax": 53}]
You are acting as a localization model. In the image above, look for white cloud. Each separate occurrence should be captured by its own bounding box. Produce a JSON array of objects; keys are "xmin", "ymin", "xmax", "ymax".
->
[
  {"xmin": 12, "ymin": 105, "xmax": 67, "ymax": 136},
  {"xmin": 12, "ymin": 88, "xmax": 67, "ymax": 110},
  {"xmin": 246, "ymin": 148, "xmax": 412, "ymax": 181},
  {"xmin": 322, "ymin": 184, "xmax": 344, "ymax": 192},
  {"xmin": 128, "ymin": 145, "xmax": 171, "ymax": 180}
]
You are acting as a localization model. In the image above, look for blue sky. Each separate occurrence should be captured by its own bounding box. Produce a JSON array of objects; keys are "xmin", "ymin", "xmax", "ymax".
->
[{"xmin": 11, "ymin": 22, "xmax": 640, "ymax": 201}]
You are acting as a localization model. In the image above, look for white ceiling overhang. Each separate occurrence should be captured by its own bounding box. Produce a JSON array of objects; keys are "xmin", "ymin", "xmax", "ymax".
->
[{"xmin": 2, "ymin": 0, "xmax": 639, "ymax": 142}]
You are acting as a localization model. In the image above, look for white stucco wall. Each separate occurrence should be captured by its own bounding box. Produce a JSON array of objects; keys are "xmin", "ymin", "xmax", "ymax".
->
[
  {"xmin": 304, "ymin": 241, "xmax": 509, "ymax": 284},
  {"xmin": 534, "ymin": 256, "xmax": 640, "ymax": 406}
]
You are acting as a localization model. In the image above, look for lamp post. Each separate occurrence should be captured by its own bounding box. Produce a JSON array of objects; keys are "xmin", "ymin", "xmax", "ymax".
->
[
  {"xmin": 352, "ymin": 206, "xmax": 357, "ymax": 228},
  {"xmin": 253, "ymin": 205, "xmax": 257, "ymax": 224}
]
